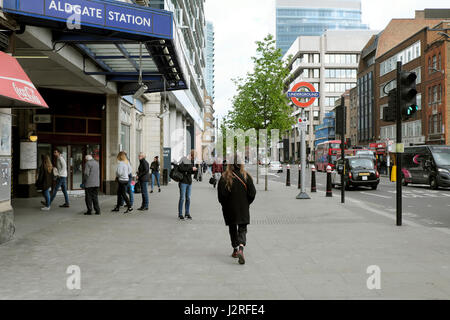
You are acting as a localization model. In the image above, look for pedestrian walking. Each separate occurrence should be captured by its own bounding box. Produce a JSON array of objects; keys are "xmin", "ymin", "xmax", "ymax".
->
[
  {"xmin": 150, "ymin": 156, "xmax": 161, "ymax": 193},
  {"xmin": 137, "ymin": 152, "xmax": 150, "ymax": 211},
  {"xmin": 36, "ymin": 155, "xmax": 54, "ymax": 211},
  {"xmin": 218, "ymin": 156, "xmax": 256, "ymax": 265},
  {"xmin": 49, "ymin": 148, "xmax": 70, "ymax": 208},
  {"xmin": 212, "ymin": 158, "xmax": 223, "ymax": 188},
  {"xmin": 83, "ymin": 155, "xmax": 101, "ymax": 215},
  {"xmin": 177, "ymin": 150, "xmax": 198, "ymax": 220},
  {"xmin": 112, "ymin": 151, "xmax": 133, "ymax": 213},
  {"xmin": 118, "ymin": 152, "xmax": 134, "ymax": 208}
]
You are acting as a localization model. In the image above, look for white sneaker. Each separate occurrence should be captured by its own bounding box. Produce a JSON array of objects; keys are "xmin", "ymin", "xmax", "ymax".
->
[{"xmin": 41, "ymin": 207, "xmax": 50, "ymax": 211}]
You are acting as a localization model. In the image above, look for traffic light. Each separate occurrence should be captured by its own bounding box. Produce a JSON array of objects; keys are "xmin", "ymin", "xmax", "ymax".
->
[
  {"xmin": 383, "ymin": 89, "xmax": 397, "ymax": 122},
  {"xmin": 399, "ymin": 71, "xmax": 418, "ymax": 120},
  {"xmin": 335, "ymin": 97, "xmax": 346, "ymax": 136}
]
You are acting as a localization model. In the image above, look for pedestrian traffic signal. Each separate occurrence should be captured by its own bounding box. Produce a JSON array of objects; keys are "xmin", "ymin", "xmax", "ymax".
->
[
  {"xmin": 399, "ymin": 71, "xmax": 418, "ymax": 120},
  {"xmin": 383, "ymin": 89, "xmax": 397, "ymax": 122}
]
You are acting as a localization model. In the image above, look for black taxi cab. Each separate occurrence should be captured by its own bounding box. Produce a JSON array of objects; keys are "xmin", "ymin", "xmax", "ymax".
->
[{"xmin": 331, "ymin": 156, "xmax": 380, "ymax": 190}]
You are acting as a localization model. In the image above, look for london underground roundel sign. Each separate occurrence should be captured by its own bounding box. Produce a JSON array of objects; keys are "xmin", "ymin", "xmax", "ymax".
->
[{"xmin": 287, "ymin": 82, "xmax": 320, "ymax": 108}]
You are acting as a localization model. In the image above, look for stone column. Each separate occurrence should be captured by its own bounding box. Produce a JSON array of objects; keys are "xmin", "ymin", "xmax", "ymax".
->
[
  {"xmin": 104, "ymin": 94, "xmax": 121, "ymax": 195},
  {"xmin": 142, "ymin": 93, "xmax": 162, "ymax": 160}
]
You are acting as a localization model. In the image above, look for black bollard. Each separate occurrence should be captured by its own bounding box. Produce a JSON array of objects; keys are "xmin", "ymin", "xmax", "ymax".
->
[
  {"xmin": 311, "ymin": 165, "xmax": 317, "ymax": 193},
  {"xmin": 298, "ymin": 164, "xmax": 301, "ymax": 189},
  {"xmin": 286, "ymin": 164, "xmax": 291, "ymax": 187},
  {"xmin": 326, "ymin": 165, "xmax": 333, "ymax": 197}
]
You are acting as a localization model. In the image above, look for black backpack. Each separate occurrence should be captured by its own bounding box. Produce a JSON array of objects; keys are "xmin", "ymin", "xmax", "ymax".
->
[{"xmin": 169, "ymin": 163, "xmax": 184, "ymax": 182}]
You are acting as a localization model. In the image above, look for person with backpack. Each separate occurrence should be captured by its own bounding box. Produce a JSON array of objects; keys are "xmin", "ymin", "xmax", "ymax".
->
[
  {"xmin": 218, "ymin": 155, "xmax": 256, "ymax": 265},
  {"xmin": 177, "ymin": 150, "xmax": 198, "ymax": 220},
  {"xmin": 37, "ymin": 155, "xmax": 54, "ymax": 211}
]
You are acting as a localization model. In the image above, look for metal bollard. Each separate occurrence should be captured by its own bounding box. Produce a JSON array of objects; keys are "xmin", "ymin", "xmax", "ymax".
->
[
  {"xmin": 298, "ymin": 164, "xmax": 301, "ymax": 189},
  {"xmin": 311, "ymin": 165, "xmax": 317, "ymax": 193},
  {"xmin": 326, "ymin": 165, "xmax": 333, "ymax": 197},
  {"xmin": 286, "ymin": 164, "xmax": 291, "ymax": 186}
]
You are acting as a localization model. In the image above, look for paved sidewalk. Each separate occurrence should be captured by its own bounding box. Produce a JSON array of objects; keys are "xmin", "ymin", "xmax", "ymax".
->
[{"xmin": 1, "ymin": 178, "xmax": 450, "ymax": 300}]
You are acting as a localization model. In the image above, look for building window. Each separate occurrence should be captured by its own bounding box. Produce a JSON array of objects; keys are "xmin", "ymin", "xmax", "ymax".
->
[
  {"xmin": 120, "ymin": 124, "xmax": 130, "ymax": 156},
  {"xmin": 416, "ymin": 93, "xmax": 421, "ymax": 110}
]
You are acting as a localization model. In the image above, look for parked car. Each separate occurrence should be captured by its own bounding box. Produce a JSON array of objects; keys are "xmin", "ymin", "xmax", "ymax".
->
[
  {"xmin": 402, "ymin": 145, "xmax": 450, "ymax": 189},
  {"xmin": 331, "ymin": 156, "xmax": 380, "ymax": 190},
  {"xmin": 269, "ymin": 161, "xmax": 283, "ymax": 173}
]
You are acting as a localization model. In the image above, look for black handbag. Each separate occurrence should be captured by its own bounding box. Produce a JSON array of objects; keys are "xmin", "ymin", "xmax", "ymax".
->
[
  {"xmin": 209, "ymin": 177, "xmax": 216, "ymax": 185},
  {"xmin": 134, "ymin": 181, "xmax": 142, "ymax": 194}
]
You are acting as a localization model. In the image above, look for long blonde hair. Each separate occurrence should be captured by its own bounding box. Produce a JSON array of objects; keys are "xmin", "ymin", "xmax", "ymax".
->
[
  {"xmin": 117, "ymin": 151, "xmax": 128, "ymax": 163},
  {"xmin": 222, "ymin": 156, "xmax": 249, "ymax": 191},
  {"xmin": 43, "ymin": 155, "xmax": 53, "ymax": 174}
]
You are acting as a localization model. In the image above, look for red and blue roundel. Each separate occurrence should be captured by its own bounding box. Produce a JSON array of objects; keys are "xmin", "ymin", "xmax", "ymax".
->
[{"xmin": 287, "ymin": 82, "xmax": 320, "ymax": 108}]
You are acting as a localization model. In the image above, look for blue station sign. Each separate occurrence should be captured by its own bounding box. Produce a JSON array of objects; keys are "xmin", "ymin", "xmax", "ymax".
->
[{"xmin": 2, "ymin": 0, "xmax": 173, "ymax": 39}]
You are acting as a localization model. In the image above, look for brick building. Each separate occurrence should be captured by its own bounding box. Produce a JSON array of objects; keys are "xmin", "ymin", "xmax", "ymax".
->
[{"xmin": 424, "ymin": 22, "xmax": 449, "ymax": 145}]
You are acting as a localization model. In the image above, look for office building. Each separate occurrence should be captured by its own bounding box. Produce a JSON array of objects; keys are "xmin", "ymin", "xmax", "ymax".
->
[
  {"xmin": 283, "ymin": 29, "xmax": 377, "ymax": 161},
  {"xmin": 205, "ymin": 21, "xmax": 215, "ymax": 101},
  {"xmin": 276, "ymin": 0, "xmax": 369, "ymax": 56}
]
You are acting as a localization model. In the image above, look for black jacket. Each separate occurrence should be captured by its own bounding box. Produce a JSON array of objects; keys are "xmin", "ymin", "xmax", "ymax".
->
[
  {"xmin": 137, "ymin": 159, "xmax": 150, "ymax": 182},
  {"xmin": 178, "ymin": 157, "xmax": 195, "ymax": 185},
  {"xmin": 150, "ymin": 160, "xmax": 160, "ymax": 173},
  {"xmin": 218, "ymin": 168, "xmax": 256, "ymax": 226}
]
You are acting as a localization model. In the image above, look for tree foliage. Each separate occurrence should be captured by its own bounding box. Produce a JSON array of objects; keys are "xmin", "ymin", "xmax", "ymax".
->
[{"xmin": 225, "ymin": 34, "xmax": 294, "ymax": 133}]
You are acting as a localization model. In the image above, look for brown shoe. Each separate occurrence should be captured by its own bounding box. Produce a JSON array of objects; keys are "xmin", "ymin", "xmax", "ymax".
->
[
  {"xmin": 237, "ymin": 247, "xmax": 245, "ymax": 265},
  {"xmin": 231, "ymin": 249, "xmax": 238, "ymax": 258}
]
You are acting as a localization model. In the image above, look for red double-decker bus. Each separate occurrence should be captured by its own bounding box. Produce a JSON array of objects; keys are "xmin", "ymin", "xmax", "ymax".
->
[{"xmin": 315, "ymin": 140, "xmax": 342, "ymax": 172}]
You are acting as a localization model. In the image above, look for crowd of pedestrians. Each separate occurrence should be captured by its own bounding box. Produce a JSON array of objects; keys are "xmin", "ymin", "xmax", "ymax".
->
[{"xmin": 35, "ymin": 149, "xmax": 257, "ymax": 265}]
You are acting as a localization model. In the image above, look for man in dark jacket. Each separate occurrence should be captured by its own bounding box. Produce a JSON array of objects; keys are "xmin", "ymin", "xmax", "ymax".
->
[
  {"xmin": 150, "ymin": 156, "xmax": 161, "ymax": 193},
  {"xmin": 177, "ymin": 150, "xmax": 198, "ymax": 220},
  {"xmin": 83, "ymin": 155, "xmax": 100, "ymax": 215},
  {"xmin": 218, "ymin": 159, "xmax": 256, "ymax": 265},
  {"xmin": 137, "ymin": 152, "xmax": 150, "ymax": 211}
]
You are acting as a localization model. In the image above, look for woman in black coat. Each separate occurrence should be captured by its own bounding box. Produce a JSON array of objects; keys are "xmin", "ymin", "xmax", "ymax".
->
[{"xmin": 218, "ymin": 159, "xmax": 256, "ymax": 265}]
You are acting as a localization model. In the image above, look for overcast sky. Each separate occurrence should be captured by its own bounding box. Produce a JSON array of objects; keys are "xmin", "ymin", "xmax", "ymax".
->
[{"xmin": 204, "ymin": 0, "xmax": 448, "ymax": 120}]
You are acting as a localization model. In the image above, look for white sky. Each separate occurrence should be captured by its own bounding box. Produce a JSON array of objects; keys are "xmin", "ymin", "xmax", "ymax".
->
[{"xmin": 205, "ymin": 0, "xmax": 449, "ymax": 120}]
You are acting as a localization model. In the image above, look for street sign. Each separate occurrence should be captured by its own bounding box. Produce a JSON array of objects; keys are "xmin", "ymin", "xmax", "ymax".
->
[
  {"xmin": 288, "ymin": 82, "xmax": 320, "ymax": 108},
  {"xmin": 297, "ymin": 117, "xmax": 308, "ymax": 129}
]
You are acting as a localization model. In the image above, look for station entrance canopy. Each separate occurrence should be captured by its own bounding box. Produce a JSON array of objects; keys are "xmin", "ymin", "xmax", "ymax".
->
[{"xmin": 2, "ymin": 0, "xmax": 188, "ymax": 95}]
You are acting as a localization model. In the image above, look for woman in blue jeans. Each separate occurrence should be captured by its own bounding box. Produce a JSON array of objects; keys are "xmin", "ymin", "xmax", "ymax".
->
[
  {"xmin": 36, "ymin": 155, "xmax": 54, "ymax": 211},
  {"xmin": 177, "ymin": 153, "xmax": 198, "ymax": 220}
]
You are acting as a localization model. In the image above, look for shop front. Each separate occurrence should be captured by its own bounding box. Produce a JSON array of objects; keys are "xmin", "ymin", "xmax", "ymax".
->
[{"xmin": 0, "ymin": 50, "xmax": 49, "ymax": 243}]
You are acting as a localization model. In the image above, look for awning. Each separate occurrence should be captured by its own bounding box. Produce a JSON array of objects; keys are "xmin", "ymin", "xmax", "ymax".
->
[
  {"xmin": 2, "ymin": 0, "xmax": 188, "ymax": 95},
  {"xmin": 0, "ymin": 51, "xmax": 48, "ymax": 108}
]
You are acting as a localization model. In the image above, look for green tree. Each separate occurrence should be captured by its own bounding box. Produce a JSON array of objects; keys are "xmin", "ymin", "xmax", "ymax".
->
[{"xmin": 225, "ymin": 34, "xmax": 294, "ymax": 191}]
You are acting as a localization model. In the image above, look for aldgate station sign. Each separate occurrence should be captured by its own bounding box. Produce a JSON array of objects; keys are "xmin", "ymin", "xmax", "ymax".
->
[
  {"xmin": 2, "ymin": 0, "xmax": 173, "ymax": 39},
  {"xmin": 48, "ymin": 0, "xmax": 152, "ymax": 27}
]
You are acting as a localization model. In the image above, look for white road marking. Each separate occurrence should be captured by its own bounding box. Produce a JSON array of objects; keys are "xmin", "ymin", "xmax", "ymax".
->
[
  {"xmin": 347, "ymin": 197, "xmax": 450, "ymax": 236},
  {"xmin": 359, "ymin": 192, "xmax": 392, "ymax": 199}
]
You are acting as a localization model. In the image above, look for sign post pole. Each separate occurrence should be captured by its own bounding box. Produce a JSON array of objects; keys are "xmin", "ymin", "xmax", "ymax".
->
[{"xmin": 287, "ymin": 81, "xmax": 319, "ymax": 201}]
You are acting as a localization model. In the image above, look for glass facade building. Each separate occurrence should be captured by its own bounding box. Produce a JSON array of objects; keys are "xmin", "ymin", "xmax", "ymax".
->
[
  {"xmin": 205, "ymin": 21, "xmax": 215, "ymax": 100},
  {"xmin": 276, "ymin": 0, "xmax": 369, "ymax": 56}
]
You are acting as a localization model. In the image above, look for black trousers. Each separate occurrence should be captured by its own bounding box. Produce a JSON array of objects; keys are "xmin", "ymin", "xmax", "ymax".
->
[
  {"xmin": 228, "ymin": 224, "xmax": 248, "ymax": 248},
  {"xmin": 117, "ymin": 181, "xmax": 131, "ymax": 208},
  {"xmin": 85, "ymin": 187, "xmax": 100, "ymax": 213}
]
